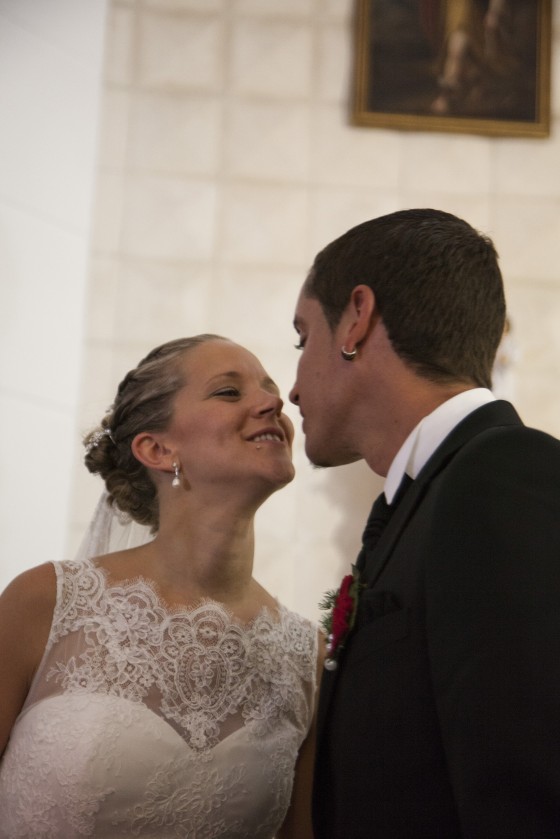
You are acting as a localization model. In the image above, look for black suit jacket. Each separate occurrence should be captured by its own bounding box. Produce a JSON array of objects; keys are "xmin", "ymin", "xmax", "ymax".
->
[{"xmin": 313, "ymin": 401, "xmax": 560, "ymax": 838}]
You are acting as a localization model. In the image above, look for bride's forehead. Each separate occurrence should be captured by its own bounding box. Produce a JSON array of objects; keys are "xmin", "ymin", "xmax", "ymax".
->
[{"xmin": 181, "ymin": 340, "xmax": 267, "ymax": 379}]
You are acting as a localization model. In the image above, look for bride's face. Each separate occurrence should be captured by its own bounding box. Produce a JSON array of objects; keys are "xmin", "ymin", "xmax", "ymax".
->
[{"xmin": 164, "ymin": 340, "xmax": 295, "ymax": 493}]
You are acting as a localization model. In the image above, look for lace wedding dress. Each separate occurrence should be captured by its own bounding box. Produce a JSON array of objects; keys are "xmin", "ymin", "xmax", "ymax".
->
[{"xmin": 0, "ymin": 558, "xmax": 318, "ymax": 837}]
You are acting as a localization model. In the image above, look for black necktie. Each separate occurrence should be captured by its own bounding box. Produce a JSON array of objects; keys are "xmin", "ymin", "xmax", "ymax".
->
[{"xmin": 356, "ymin": 473, "xmax": 413, "ymax": 571}]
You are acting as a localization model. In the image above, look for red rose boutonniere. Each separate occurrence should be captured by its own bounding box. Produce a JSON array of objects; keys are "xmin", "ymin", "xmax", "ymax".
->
[{"xmin": 319, "ymin": 566, "xmax": 364, "ymax": 670}]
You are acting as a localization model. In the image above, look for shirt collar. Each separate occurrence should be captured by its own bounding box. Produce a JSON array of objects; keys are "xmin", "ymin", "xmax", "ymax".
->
[{"xmin": 384, "ymin": 388, "xmax": 496, "ymax": 503}]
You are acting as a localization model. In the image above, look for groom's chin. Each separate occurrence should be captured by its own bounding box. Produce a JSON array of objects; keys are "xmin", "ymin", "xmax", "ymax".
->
[{"xmin": 304, "ymin": 443, "xmax": 357, "ymax": 470}]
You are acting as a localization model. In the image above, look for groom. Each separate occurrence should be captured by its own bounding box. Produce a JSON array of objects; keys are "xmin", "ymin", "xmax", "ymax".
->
[{"xmin": 290, "ymin": 209, "xmax": 560, "ymax": 837}]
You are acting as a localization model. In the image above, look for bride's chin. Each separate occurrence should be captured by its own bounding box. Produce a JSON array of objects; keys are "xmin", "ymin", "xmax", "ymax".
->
[
  {"xmin": 277, "ymin": 464, "xmax": 296, "ymax": 487},
  {"xmin": 259, "ymin": 463, "xmax": 295, "ymax": 492}
]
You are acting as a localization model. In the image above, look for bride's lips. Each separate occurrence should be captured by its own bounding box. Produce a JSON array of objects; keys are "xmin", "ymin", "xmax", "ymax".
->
[{"xmin": 247, "ymin": 427, "xmax": 286, "ymax": 444}]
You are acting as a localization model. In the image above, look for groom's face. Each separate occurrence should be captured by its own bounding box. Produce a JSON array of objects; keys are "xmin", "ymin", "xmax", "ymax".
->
[{"xmin": 290, "ymin": 290, "xmax": 358, "ymax": 468}]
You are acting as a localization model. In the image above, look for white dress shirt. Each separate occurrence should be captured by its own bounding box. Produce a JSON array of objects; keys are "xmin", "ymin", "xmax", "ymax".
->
[{"xmin": 384, "ymin": 388, "xmax": 496, "ymax": 503}]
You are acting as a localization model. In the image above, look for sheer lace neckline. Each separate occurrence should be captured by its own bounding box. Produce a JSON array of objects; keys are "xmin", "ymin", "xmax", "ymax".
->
[
  {"xmin": 89, "ymin": 557, "xmax": 281, "ymax": 629},
  {"xmin": 43, "ymin": 557, "xmax": 315, "ymax": 755},
  {"xmin": 1, "ymin": 558, "xmax": 318, "ymax": 839}
]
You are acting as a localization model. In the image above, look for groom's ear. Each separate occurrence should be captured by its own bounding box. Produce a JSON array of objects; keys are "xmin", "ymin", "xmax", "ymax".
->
[{"xmin": 340, "ymin": 284, "xmax": 377, "ymax": 348}]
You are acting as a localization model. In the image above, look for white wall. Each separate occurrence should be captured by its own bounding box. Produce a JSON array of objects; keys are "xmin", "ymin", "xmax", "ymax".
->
[
  {"xmin": 0, "ymin": 0, "xmax": 108, "ymax": 591},
  {"xmin": 65, "ymin": 0, "xmax": 560, "ymax": 623},
  {"xmin": 2, "ymin": 0, "xmax": 559, "ymax": 621}
]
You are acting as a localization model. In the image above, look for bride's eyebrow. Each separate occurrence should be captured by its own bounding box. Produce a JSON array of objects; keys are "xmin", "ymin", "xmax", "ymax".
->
[
  {"xmin": 205, "ymin": 371, "xmax": 280, "ymax": 396},
  {"xmin": 262, "ymin": 376, "xmax": 280, "ymax": 396},
  {"xmin": 206, "ymin": 371, "xmax": 242, "ymax": 384}
]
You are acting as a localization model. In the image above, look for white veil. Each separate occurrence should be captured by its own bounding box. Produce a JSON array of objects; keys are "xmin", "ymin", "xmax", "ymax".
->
[{"xmin": 73, "ymin": 491, "xmax": 154, "ymax": 562}]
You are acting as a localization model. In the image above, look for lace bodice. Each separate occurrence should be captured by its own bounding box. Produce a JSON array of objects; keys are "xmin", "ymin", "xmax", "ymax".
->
[{"xmin": 0, "ymin": 559, "xmax": 318, "ymax": 838}]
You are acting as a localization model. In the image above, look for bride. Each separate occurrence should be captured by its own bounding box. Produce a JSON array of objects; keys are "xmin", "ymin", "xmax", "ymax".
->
[{"xmin": 0, "ymin": 334, "xmax": 322, "ymax": 838}]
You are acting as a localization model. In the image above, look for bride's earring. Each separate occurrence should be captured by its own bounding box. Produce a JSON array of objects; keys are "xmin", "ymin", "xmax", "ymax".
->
[{"xmin": 171, "ymin": 462, "xmax": 181, "ymax": 488}]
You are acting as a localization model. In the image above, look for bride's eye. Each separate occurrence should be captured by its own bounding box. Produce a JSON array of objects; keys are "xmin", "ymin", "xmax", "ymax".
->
[
  {"xmin": 213, "ymin": 387, "xmax": 240, "ymax": 398},
  {"xmin": 294, "ymin": 338, "xmax": 306, "ymax": 350}
]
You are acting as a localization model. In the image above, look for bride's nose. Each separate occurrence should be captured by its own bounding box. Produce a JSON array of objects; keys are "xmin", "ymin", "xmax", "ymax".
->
[{"xmin": 254, "ymin": 391, "xmax": 283, "ymax": 416}]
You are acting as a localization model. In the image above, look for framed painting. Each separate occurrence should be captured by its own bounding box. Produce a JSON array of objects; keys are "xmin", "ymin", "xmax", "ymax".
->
[{"xmin": 353, "ymin": 0, "xmax": 552, "ymax": 138}]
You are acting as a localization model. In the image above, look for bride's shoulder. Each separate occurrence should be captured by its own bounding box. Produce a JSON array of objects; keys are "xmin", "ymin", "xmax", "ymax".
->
[
  {"xmin": 1, "ymin": 562, "xmax": 57, "ymax": 606},
  {"xmin": 0, "ymin": 564, "xmax": 57, "ymax": 697},
  {"xmin": 0, "ymin": 563, "xmax": 57, "ymax": 637}
]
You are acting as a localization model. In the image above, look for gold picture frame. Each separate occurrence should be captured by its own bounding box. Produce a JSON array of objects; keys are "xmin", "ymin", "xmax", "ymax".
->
[{"xmin": 353, "ymin": 0, "xmax": 552, "ymax": 138}]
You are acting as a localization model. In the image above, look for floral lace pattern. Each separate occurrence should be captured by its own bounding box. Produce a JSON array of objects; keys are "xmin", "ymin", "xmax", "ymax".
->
[{"xmin": 0, "ymin": 559, "xmax": 317, "ymax": 838}]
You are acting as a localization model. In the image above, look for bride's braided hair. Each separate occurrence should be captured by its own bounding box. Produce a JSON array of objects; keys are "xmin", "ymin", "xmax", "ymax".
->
[{"xmin": 84, "ymin": 334, "xmax": 225, "ymax": 532}]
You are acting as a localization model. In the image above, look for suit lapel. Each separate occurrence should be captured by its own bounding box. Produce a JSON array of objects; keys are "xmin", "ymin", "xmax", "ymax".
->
[
  {"xmin": 362, "ymin": 400, "xmax": 523, "ymax": 588},
  {"xmin": 315, "ymin": 401, "xmax": 522, "ymax": 743}
]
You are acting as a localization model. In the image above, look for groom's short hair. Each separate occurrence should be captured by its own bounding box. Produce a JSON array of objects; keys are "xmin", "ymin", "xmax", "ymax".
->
[{"xmin": 304, "ymin": 208, "xmax": 506, "ymax": 389}]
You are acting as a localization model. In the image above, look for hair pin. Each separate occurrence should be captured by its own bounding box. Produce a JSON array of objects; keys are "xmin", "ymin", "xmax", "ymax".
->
[{"xmin": 85, "ymin": 428, "xmax": 114, "ymax": 454}]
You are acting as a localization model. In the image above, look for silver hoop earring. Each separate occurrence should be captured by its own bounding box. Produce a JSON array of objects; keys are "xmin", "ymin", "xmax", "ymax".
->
[
  {"xmin": 340, "ymin": 346, "xmax": 357, "ymax": 361},
  {"xmin": 171, "ymin": 462, "xmax": 181, "ymax": 488}
]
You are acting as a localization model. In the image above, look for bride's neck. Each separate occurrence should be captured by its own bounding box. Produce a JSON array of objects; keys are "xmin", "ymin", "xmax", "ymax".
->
[{"xmin": 146, "ymin": 502, "xmax": 256, "ymax": 604}]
